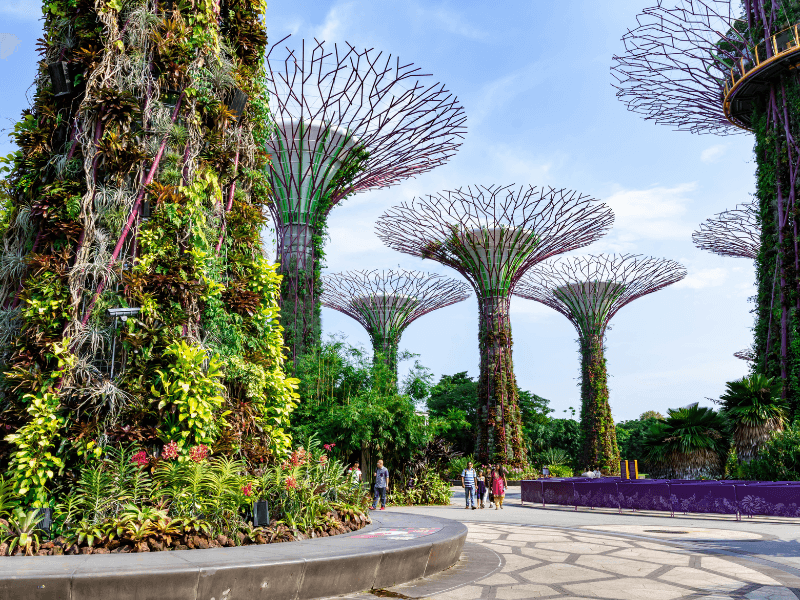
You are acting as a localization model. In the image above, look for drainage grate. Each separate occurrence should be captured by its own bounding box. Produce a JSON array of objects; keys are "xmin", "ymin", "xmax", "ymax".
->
[{"xmin": 644, "ymin": 530, "xmax": 690, "ymax": 534}]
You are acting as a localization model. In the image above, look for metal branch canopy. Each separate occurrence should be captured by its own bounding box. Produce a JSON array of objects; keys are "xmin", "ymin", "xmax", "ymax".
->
[
  {"xmin": 321, "ymin": 269, "xmax": 471, "ymax": 372},
  {"xmin": 515, "ymin": 254, "xmax": 686, "ymax": 471},
  {"xmin": 692, "ymin": 203, "xmax": 761, "ymax": 259},
  {"xmin": 376, "ymin": 184, "xmax": 614, "ymax": 464},
  {"xmin": 264, "ymin": 38, "xmax": 467, "ymax": 360}
]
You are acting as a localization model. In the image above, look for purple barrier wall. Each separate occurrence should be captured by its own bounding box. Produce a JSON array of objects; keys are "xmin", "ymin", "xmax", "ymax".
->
[
  {"xmin": 618, "ymin": 481, "xmax": 672, "ymax": 512},
  {"xmin": 542, "ymin": 480, "xmax": 575, "ymax": 506},
  {"xmin": 521, "ymin": 478, "xmax": 800, "ymax": 518}
]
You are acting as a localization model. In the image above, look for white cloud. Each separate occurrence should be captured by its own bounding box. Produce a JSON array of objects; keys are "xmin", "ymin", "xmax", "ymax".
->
[
  {"xmin": 601, "ymin": 183, "xmax": 696, "ymax": 243},
  {"xmin": 701, "ymin": 144, "xmax": 727, "ymax": 163},
  {"xmin": 314, "ymin": 2, "xmax": 356, "ymax": 42},
  {"xmin": 0, "ymin": 1, "xmax": 39, "ymax": 21},
  {"xmin": 470, "ymin": 61, "xmax": 550, "ymax": 126},
  {"xmin": 674, "ymin": 267, "xmax": 728, "ymax": 289},
  {"xmin": 411, "ymin": 4, "xmax": 487, "ymax": 40},
  {"xmin": 0, "ymin": 33, "xmax": 21, "ymax": 59}
]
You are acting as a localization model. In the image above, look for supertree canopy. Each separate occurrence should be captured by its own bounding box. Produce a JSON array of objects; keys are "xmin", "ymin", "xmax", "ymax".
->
[
  {"xmin": 693, "ymin": 203, "xmax": 760, "ymax": 259},
  {"xmin": 264, "ymin": 39, "xmax": 467, "ymax": 362},
  {"xmin": 514, "ymin": 254, "xmax": 686, "ymax": 472},
  {"xmin": 0, "ymin": 0, "xmax": 300, "ymax": 504},
  {"xmin": 321, "ymin": 269, "xmax": 471, "ymax": 373},
  {"xmin": 612, "ymin": 0, "xmax": 800, "ymax": 414},
  {"xmin": 376, "ymin": 184, "xmax": 614, "ymax": 464}
]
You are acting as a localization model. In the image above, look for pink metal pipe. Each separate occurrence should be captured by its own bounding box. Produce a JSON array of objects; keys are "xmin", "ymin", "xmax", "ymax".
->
[
  {"xmin": 214, "ymin": 144, "xmax": 240, "ymax": 253},
  {"xmin": 79, "ymin": 92, "xmax": 185, "ymax": 326}
]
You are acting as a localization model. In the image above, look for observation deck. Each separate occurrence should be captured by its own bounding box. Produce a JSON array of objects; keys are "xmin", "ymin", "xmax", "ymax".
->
[{"xmin": 723, "ymin": 24, "xmax": 800, "ymax": 131}]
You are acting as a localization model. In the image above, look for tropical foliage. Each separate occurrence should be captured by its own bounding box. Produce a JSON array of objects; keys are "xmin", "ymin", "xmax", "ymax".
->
[
  {"xmin": 720, "ymin": 374, "xmax": 787, "ymax": 463},
  {"xmin": 0, "ymin": 0, "xmax": 298, "ymax": 507},
  {"xmin": 643, "ymin": 404, "xmax": 729, "ymax": 479},
  {"xmin": 0, "ymin": 439, "xmax": 369, "ymax": 556}
]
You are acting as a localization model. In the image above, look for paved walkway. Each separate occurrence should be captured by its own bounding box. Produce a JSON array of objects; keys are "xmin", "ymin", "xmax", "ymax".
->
[{"xmin": 333, "ymin": 487, "xmax": 800, "ymax": 600}]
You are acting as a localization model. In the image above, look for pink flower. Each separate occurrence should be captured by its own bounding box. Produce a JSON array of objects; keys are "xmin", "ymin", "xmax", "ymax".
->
[
  {"xmin": 162, "ymin": 441, "xmax": 179, "ymax": 460},
  {"xmin": 242, "ymin": 483, "xmax": 253, "ymax": 497},
  {"xmin": 189, "ymin": 444, "xmax": 209, "ymax": 463},
  {"xmin": 284, "ymin": 477, "xmax": 297, "ymax": 490},
  {"xmin": 323, "ymin": 443, "xmax": 335, "ymax": 451},
  {"xmin": 319, "ymin": 454, "xmax": 328, "ymax": 464},
  {"xmin": 132, "ymin": 450, "xmax": 149, "ymax": 467}
]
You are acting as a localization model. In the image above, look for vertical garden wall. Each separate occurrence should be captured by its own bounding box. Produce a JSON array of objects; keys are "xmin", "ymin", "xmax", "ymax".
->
[{"xmin": 0, "ymin": 0, "xmax": 298, "ymax": 506}]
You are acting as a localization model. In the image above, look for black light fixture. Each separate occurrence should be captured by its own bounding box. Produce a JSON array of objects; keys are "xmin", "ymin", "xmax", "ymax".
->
[
  {"xmin": 141, "ymin": 199, "xmax": 151, "ymax": 220},
  {"xmin": 37, "ymin": 507, "xmax": 53, "ymax": 536},
  {"xmin": 252, "ymin": 500, "xmax": 269, "ymax": 527},
  {"xmin": 48, "ymin": 61, "xmax": 73, "ymax": 98},
  {"xmin": 107, "ymin": 307, "xmax": 141, "ymax": 378},
  {"xmin": 229, "ymin": 88, "xmax": 248, "ymax": 123}
]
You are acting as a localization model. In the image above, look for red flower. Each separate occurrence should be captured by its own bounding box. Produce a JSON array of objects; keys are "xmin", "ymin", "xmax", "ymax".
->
[
  {"xmin": 284, "ymin": 477, "xmax": 297, "ymax": 490},
  {"xmin": 190, "ymin": 444, "xmax": 209, "ymax": 463},
  {"xmin": 131, "ymin": 450, "xmax": 149, "ymax": 467},
  {"xmin": 319, "ymin": 454, "xmax": 328, "ymax": 464},
  {"xmin": 323, "ymin": 443, "xmax": 335, "ymax": 451},
  {"xmin": 242, "ymin": 483, "xmax": 253, "ymax": 497},
  {"xmin": 162, "ymin": 441, "xmax": 179, "ymax": 460}
]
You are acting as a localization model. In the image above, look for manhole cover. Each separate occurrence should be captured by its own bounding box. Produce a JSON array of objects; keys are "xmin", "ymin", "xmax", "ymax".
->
[{"xmin": 644, "ymin": 530, "xmax": 690, "ymax": 534}]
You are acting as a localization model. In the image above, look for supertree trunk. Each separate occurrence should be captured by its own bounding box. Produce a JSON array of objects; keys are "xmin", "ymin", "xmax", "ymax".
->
[
  {"xmin": 751, "ymin": 78, "xmax": 800, "ymax": 418},
  {"xmin": 578, "ymin": 334, "xmax": 620, "ymax": 473},
  {"xmin": 477, "ymin": 296, "xmax": 525, "ymax": 464},
  {"xmin": 370, "ymin": 331, "xmax": 399, "ymax": 375},
  {"xmin": 277, "ymin": 222, "xmax": 321, "ymax": 360}
]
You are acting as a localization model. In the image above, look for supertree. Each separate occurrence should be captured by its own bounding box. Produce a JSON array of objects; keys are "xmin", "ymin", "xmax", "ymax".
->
[
  {"xmin": 693, "ymin": 203, "xmax": 761, "ymax": 259},
  {"xmin": 376, "ymin": 184, "xmax": 614, "ymax": 464},
  {"xmin": 611, "ymin": 0, "xmax": 800, "ymax": 413},
  {"xmin": 735, "ymin": 349, "xmax": 756, "ymax": 361},
  {"xmin": 263, "ymin": 39, "xmax": 466, "ymax": 362},
  {"xmin": 0, "ymin": 0, "xmax": 300, "ymax": 504},
  {"xmin": 514, "ymin": 254, "xmax": 687, "ymax": 472},
  {"xmin": 321, "ymin": 269, "xmax": 471, "ymax": 374}
]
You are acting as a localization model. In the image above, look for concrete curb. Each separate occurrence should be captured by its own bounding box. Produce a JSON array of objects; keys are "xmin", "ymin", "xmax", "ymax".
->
[{"xmin": 0, "ymin": 512, "xmax": 466, "ymax": 600}]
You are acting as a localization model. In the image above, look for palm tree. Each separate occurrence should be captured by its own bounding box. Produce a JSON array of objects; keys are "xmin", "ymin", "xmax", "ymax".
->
[
  {"xmin": 643, "ymin": 404, "xmax": 728, "ymax": 479},
  {"xmin": 719, "ymin": 374, "xmax": 787, "ymax": 463}
]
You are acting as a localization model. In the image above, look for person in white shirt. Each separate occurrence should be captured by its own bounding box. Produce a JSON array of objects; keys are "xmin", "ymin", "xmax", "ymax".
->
[
  {"xmin": 461, "ymin": 461, "xmax": 477, "ymax": 509},
  {"xmin": 349, "ymin": 462, "xmax": 362, "ymax": 486}
]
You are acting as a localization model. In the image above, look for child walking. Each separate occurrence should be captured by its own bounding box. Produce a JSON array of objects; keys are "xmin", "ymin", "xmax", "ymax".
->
[
  {"xmin": 476, "ymin": 470, "xmax": 487, "ymax": 508},
  {"xmin": 492, "ymin": 467, "xmax": 506, "ymax": 510}
]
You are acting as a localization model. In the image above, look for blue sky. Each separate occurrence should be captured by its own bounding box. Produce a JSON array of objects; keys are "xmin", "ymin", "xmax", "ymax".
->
[{"xmin": 1, "ymin": 0, "xmax": 757, "ymax": 421}]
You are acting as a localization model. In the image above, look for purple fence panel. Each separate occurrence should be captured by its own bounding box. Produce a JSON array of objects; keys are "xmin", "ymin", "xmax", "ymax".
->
[
  {"xmin": 543, "ymin": 480, "xmax": 576, "ymax": 506},
  {"xmin": 618, "ymin": 482, "xmax": 672, "ymax": 511},
  {"xmin": 670, "ymin": 483, "xmax": 737, "ymax": 514},
  {"xmin": 574, "ymin": 481, "xmax": 619, "ymax": 509},
  {"xmin": 737, "ymin": 484, "xmax": 800, "ymax": 517},
  {"xmin": 521, "ymin": 480, "xmax": 543, "ymax": 504}
]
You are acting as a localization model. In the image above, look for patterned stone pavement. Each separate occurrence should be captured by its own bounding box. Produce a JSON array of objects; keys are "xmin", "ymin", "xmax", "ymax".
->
[{"xmin": 337, "ymin": 522, "xmax": 800, "ymax": 599}]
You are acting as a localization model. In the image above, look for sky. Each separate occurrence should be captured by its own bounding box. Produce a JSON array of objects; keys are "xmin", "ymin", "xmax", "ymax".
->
[{"xmin": 0, "ymin": 0, "xmax": 757, "ymax": 422}]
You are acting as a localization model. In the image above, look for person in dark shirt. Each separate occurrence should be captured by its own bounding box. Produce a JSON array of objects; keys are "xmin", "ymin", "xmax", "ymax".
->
[
  {"xmin": 476, "ymin": 469, "xmax": 487, "ymax": 509},
  {"xmin": 371, "ymin": 460, "xmax": 389, "ymax": 510}
]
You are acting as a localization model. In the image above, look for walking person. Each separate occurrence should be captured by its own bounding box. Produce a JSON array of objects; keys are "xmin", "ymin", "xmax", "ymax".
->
[
  {"xmin": 476, "ymin": 469, "xmax": 487, "ymax": 509},
  {"xmin": 492, "ymin": 467, "xmax": 506, "ymax": 510},
  {"xmin": 461, "ymin": 460, "xmax": 477, "ymax": 509},
  {"xmin": 487, "ymin": 464, "xmax": 495, "ymax": 508},
  {"xmin": 370, "ymin": 460, "xmax": 389, "ymax": 510}
]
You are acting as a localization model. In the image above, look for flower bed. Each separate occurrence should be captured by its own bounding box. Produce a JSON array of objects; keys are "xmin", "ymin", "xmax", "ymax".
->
[{"xmin": 0, "ymin": 439, "xmax": 371, "ymax": 557}]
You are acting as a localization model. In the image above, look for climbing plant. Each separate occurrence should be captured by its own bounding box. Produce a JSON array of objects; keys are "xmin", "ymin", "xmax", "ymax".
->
[{"xmin": 0, "ymin": 0, "xmax": 297, "ymax": 506}]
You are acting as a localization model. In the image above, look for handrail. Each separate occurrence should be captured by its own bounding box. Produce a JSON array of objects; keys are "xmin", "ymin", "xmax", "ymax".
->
[{"xmin": 724, "ymin": 22, "xmax": 800, "ymax": 96}]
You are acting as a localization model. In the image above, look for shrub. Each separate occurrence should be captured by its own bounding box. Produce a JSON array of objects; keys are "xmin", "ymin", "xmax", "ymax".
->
[
  {"xmin": 741, "ymin": 422, "xmax": 800, "ymax": 481},
  {"xmin": 389, "ymin": 468, "xmax": 452, "ymax": 506}
]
